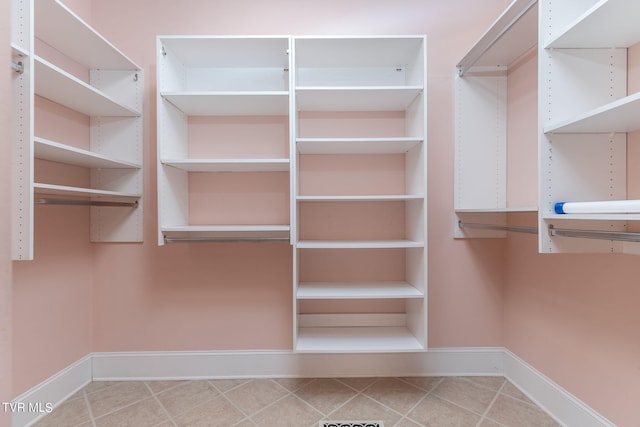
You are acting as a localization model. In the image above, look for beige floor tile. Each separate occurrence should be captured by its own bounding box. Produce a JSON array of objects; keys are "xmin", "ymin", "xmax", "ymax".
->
[
  {"xmin": 501, "ymin": 381, "xmax": 533, "ymax": 404},
  {"xmin": 295, "ymin": 378, "xmax": 358, "ymax": 415},
  {"xmin": 251, "ymin": 394, "xmax": 323, "ymax": 427},
  {"xmin": 232, "ymin": 418, "xmax": 258, "ymax": 427},
  {"xmin": 81, "ymin": 381, "xmax": 121, "ymax": 395},
  {"xmin": 225, "ymin": 379, "xmax": 289, "ymax": 416},
  {"xmin": 462, "ymin": 376, "xmax": 506, "ymax": 391},
  {"xmin": 432, "ymin": 377, "xmax": 498, "ymax": 414},
  {"xmin": 408, "ymin": 394, "xmax": 481, "ymax": 427},
  {"xmin": 478, "ymin": 418, "xmax": 505, "ymax": 427},
  {"xmin": 399, "ymin": 376, "xmax": 443, "ymax": 392},
  {"xmin": 155, "ymin": 380, "xmax": 219, "ymax": 417},
  {"xmin": 336, "ymin": 377, "xmax": 379, "ymax": 391},
  {"xmin": 173, "ymin": 395, "xmax": 245, "ymax": 427},
  {"xmin": 86, "ymin": 381, "xmax": 151, "ymax": 418},
  {"xmin": 93, "ymin": 397, "xmax": 168, "ymax": 427},
  {"xmin": 32, "ymin": 397, "xmax": 90, "ymax": 427},
  {"xmin": 485, "ymin": 394, "xmax": 560, "ymax": 427},
  {"xmin": 395, "ymin": 416, "xmax": 424, "ymax": 427},
  {"xmin": 364, "ymin": 377, "xmax": 426, "ymax": 415},
  {"xmin": 325, "ymin": 394, "xmax": 403, "ymax": 427},
  {"xmin": 145, "ymin": 380, "xmax": 188, "ymax": 394},
  {"xmin": 209, "ymin": 378, "xmax": 251, "ymax": 393},
  {"xmin": 273, "ymin": 377, "xmax": 316, "ymax": 392}
]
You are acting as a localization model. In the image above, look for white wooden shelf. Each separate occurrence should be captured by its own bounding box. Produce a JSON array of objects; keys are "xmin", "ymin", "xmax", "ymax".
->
[
  {"xmin": 296, "ymin": 326, "xmax": 424, "ymax": 353},
  {"xmin": 297, "ymin": 195, "xmax": 423, "ymax": 202},
  {"xmin": 297, "ymin": 240, "xmax": 424, "ymax": 249},
  {"xmin": 35, "ymin": 137, "xmax": 140, "ymax": 169},
  {"xmin": 34, "ymin": 56, "xmax": 140, "ymax": 117},
  {"xmin": 162, "ymin": 225, "xmax": 290, "ymax": 241},
  {"xmin": 161, "ymin": 92, "xmax": 289, "ymax": 116},
  {"xmin": 455, "ymin": 207, "xmax": 537, "ymax": 213},
  {"xmin": 295, "ymin": 87, "xmax": 423, "ymax": 112},
  {"xmin": 296, "ymin": 137, "xmax": 422, "ymax": 154},
  {"xmin": 544, "ymin": 92, "xmax": 640, "ymax": 134},
  {"xmin": 545, "ymin": 0, "xmax": 640, "ymax": 49},
  {"xmin": 35, "ymin": 0, "xmax": 139, "ymax": 70},
  {"xmin": 456, "ymin": 0, "xmax": 538, "ymax": 74},
  {"xmin": 34, "ymin": 183, "xmax": 141, "ymax": 200},
  {"xmin": 297, "ymin": 282, "xmax": 423, "ymax": 299},
  {"xmin": 11, "ymin": 42, "xmax": 29, "ymax": 57},
  {"xmin": 162, "ymin": 159, "xmax": 289, "ymax": 172}
]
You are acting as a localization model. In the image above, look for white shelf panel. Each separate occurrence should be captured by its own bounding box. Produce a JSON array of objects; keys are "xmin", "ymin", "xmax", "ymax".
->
[
  {"xmin": 34, "ymin": 57, "xmax": 141, "ymax": 117},
  {"xmin": 457, "ymin": 0, "xmax": 538, "ymax": 72},
  {"xmin": 544, "ymin": 92, "xmax": 640, "ymax": 134},
  {"xmin": 297, "ymin": 282, "xmax": 423, "ymax": 299},
  {"xmin": 546, "ymin": 0, "xmax": 640, "ymax": 48},
  {"xmin": 455, "ymin": 207, "xmax": 537, "ymax": 213},
  {"xmin": 543, "ymin": 212, "xmax": 640, "ymax": 221},
  {"xmin": 297, "ymin": 195, "xmax": 423, "ymax": 202},
  {"xmin": 161, "ymin": 92, "xmax": 289, "ymax": 116},
  {"xmin": 297, "ymin": 240, "xmax": 424, "ymax": 249},
  {"xmin": 34, "ymin": 183, "xmax": 141, "ymax": 200},
  {"xmin": 296, "ymin": 87, "xmax": 423, "ymax": 111},
  {"xmin": 296, "ymin": 326, "xmax": 424, "ymax": 353},
  {"xmin": 162, "ymin": 158, "xmax": 289, "ymax": 172},
  {"xmin": 162, "ymin": 225, "xmax": 290, "ymax": 241},
  {"xmin": 296, "ymin": 137, "xmax": 422, "ymax": 154},
  {"xmin": 11, "ymin": 42, "xmax": 29, "ymax": 57},
  {"xmin": 35, "ymin": 137, "xmax": 140, "ymax": 169},
  {"xmin": 35, "ymin": 0, "xmax": 140, "ymax": 70}
]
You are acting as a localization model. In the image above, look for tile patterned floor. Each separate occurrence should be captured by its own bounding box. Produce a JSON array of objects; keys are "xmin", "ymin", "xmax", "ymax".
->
[{"xmin": 33, "ymin": 376, "xmax": 561, "ymax": 427}]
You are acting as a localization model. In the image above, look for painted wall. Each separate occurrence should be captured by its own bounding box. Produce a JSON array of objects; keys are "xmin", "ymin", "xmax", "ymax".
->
[{"xmin": 13, "ymin": 0, "xmax": 640, "ymax": 425}]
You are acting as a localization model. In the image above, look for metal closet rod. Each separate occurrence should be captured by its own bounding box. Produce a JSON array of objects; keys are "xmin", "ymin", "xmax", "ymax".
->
[
  {"xmin": 458, "ymin": 221, "xmax": 538, "ymax": 234},
  {"xmin": 164, "ymin": 236, "xmax": 289, "ymax": 243},
  {"xmin": 459, "ymin": 221, "xmax": 640, "ymax": 242},
  {"xmin": 456, "ymin": 0, "xmax": 537, "ymax": 77},
  {"xmin": 35, "ymin": 198, "xmax": 139, "ymax": 208}
]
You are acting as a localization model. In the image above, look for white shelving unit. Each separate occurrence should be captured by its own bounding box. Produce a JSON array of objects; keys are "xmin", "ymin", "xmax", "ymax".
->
[
  {"xmin": 454, "ymin": 0, "xmax": 538, "ymax": 239},
  {"xmin": 293, "ymin": 36, "xmax": 427, "ymax": 352},
  {"xmin": 10, "ymin": 0, "xmax": 143, "ymax": 260},
  {"xmin": 539, "ymin": 0, "xmax": 640, "ymax": 253},
  {"xmin": 156, "ymin": 36, "xmax": 291, "ymax": 244}
]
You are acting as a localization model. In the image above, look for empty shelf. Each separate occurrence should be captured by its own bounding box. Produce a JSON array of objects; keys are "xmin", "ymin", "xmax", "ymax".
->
[
  {"xmin": 296, "ymin": 240, "xmax": 424, "ymax": 249},
  {"xmin": 296, "ymin": 86, "xmax": 423, "ymax": 112},
  {"xmin": 35, "ymin": 137, "xmax": 140, "ymax": 169},
  {"xmin": 162, "ymin": 158, "xmax": 289, "ymax": 172},
  {"xmin": 296, "ymin": 326, "xmax": 424, "ymax": 353},
  {"xmin": 162, "ymin": 225, "xmax": 290, "ymax": 241},
  {"xmin": 297, "ymin": 195, "xmax": 423, "ymax": 202},
  {"xmin": 161, "ymin": 91, "xmax": 289, "ymax": 116},
  {"xmin": 296, "ymin": 137, "xmax": 423, "ymax": 154},
  {"xmin": 297, "ymin": 282, "xmax": 423, "ymax": 299},
  {"xmin": 34, "ymin": 183, "xmax": 140, "ymax": 200}
]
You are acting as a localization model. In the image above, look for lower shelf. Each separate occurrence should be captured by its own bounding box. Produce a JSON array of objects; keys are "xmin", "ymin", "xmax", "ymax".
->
[
  {"xmin": 34, "ymin": 183, "xmax": 141, "ymax": 201},
  {"xmin": 296, "ymin": 326, "xmax": 425, "ymax": 353}
]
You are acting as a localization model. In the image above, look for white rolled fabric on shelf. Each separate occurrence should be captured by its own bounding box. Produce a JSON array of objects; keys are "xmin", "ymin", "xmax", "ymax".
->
[{"xmin": 554, "ymin": 200, "xmax": 640, "ymax": 214}]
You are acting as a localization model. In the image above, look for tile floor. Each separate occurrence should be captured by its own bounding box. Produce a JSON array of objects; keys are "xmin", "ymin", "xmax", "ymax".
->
[{"xmin": 33, "ymin": 376, "xmax": 560, "ymax": 427}]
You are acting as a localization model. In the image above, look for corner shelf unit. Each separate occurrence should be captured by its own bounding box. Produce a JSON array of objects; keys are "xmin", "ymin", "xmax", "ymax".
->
[
  {"xmin": 10, "ymin": 0, "xmax": 143, "ymax": 260},
  {"xmin": 292, "ymin": 36, "xmax": 427, "ymax": 352},
  {"xmin": 156, "ymin": 36, "xmax": 292, "ymax": 244},
  {"xmin": 539, "ymin": 0, "xmax": 640, "ymax": 254},
  {"xmin": 454, "ymin": 0, "xmax": 538, "ymax": 239}
]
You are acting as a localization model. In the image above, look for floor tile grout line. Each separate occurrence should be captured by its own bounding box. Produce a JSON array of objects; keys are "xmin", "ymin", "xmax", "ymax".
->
[
  {"xmin": 144, "ymin": 381, "xmax": 178, "ymax": 427},
  {"xmin": 397, "ymin": 376, "xmax": 445, "ymax": 426},
  {"xmin": 476, "ymin": 380, "xmax": 507, "ymax": 427},
  {"xmin": 80, "ymin": 389, "xmax": 97, "ymax": 427}
]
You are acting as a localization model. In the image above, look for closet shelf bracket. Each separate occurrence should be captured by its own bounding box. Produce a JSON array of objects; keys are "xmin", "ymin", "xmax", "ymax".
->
[
  {"xmin": 549, "ymin": 226, "xmax": 640, "ymax": 243},
  {"xmin": 11, "ymin": 60, "xmax": 24, "ymax": 74},
  {"xmin": 458, "ymin": 221, "xmax": 538, "ymax": 234},
  {"xmin": 35, "ymin": 198, "xmax": 139, "ymax": 208}
]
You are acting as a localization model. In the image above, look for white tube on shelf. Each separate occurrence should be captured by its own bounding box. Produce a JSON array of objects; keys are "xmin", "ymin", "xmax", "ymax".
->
[{"xmin": 554, "ymin": 200, "xmax": 640, "ymax": 214}]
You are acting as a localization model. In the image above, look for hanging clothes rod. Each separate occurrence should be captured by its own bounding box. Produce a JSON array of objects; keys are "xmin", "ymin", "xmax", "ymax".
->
[
  {"xmin": 457, "ymin": 0, "xmax": 537, "ymax": 77},
  {"xmin": 35, "ymin": 198, "xmax": 139, "ymax": 208},
  {"xmin": 164, "ymin": 236, "xmax": 289, "ymax": 244},
  {"xmin": 549, "ymin": 226, "xmax": 640, "ymax": 243},
  {"xmin": 458, "ymin": 221, "xmax": 538, "ymax": 234}
]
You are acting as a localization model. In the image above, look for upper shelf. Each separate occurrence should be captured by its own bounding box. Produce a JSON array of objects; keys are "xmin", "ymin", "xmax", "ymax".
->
[
  {"xmin": 35, "ymin": 56, "xmax": 141, "ymax": 117},
  {"xmin": 162, "ymin": 225, "xmax": 291, "ymax": 242},
  {"xmin": 545, "ymin": 0, "xmax": 640, "ymax": 48},
  {"xmin": 544, "ymin": 92, "xmax": 640, "ymax": 134},
  {"xmin": 34, "ymin": 183, "xmax": 141, "ymax": 201},
  {"xmin": 162, "ymin": 158, "xmax": 290, "ymax": 172},
  {"xmin": 296, "ymin": 87, "xmax": 423, "ymax": 111},
  {"xmin": 35, "ymin": 0, "xmax": 140, "ymax": 70},
  {"xmin": 161, "ymin": 92, "xmax": 289, "ymax": 116},
  {"xmin": 296, "ymin": 137, "xmax": 423, "ymax": 154},
  {"xmin": 457, "ymin": 0, "xmax": 538, "ymax": 75},
  {"xmin": 35, "ymin": 137, "xmax": 141, "ymax": 169}
]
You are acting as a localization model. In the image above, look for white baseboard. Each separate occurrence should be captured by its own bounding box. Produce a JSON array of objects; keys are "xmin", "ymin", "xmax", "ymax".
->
[
  {"xmin": 11, "ymin": 348, "xmax": 615, "ymax": 427},
  {"xmin": 11, "ymin": 355, "xmax": 91, "ymax": 427}
]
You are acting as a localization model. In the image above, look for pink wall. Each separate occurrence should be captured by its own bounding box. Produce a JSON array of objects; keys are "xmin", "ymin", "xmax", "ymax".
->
[{"xmin": 13, "ymin": 0, "xmax": 639, "ymax": 425}]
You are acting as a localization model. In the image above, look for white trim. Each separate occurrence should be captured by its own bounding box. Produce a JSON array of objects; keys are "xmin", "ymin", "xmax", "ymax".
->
[
  {"xmin": 11, "ymin": 355, "xmax": 91, "ymax": 427},
  {"xmin": 11, "ymin": 348, "xmax": 615, "ymax": 427},
  {"xmin": 503, "ymin": 349, "xmax": 615, "ymax": 427}
]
